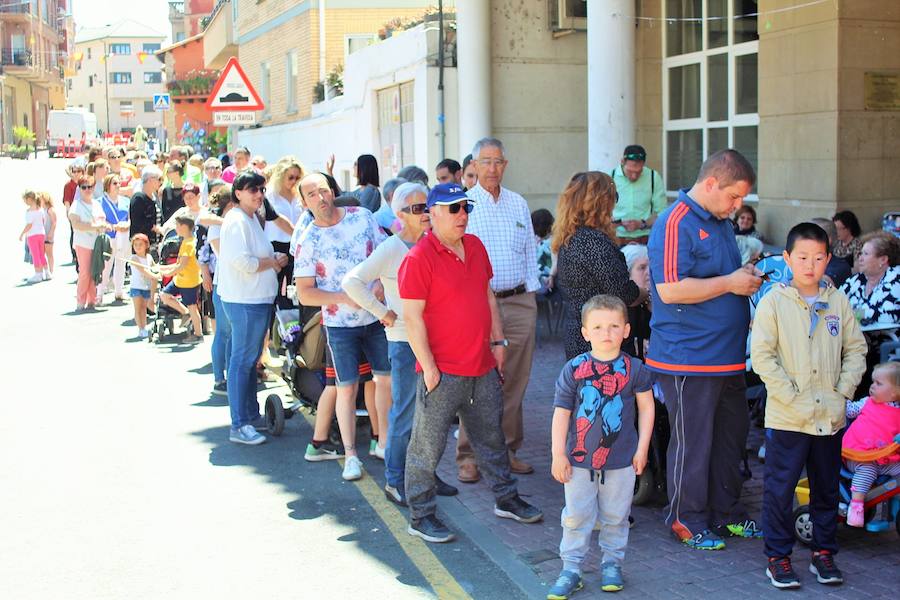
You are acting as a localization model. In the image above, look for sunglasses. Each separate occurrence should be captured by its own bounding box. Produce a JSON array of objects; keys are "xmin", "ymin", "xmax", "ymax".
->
[
  {"xmin": 439, "ymin": 201, "xmax": 473, "ymax": 214},
  {"xmin": 286, "ymin": 174, "xmax": 300, "ymax": 181},
  {"xmin": 241, "ymin": 185, "xmax": 266, "ymax": 195},
  {"xmin": 79, "ymin": 184, "xmax": 92, "ymax": 190},
  {"xmin": 401, "ymin": 203, "xmax": 427, "ymax": 215},
  {"xmin": 624, "ymin": 153, "xmax": 646, "ymax": 162}
]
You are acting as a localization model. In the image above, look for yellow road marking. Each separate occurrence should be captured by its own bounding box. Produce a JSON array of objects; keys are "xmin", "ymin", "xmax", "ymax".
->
[{"xmin": 297, "ymin": 408, "xmax": 471, "ymax": 600}]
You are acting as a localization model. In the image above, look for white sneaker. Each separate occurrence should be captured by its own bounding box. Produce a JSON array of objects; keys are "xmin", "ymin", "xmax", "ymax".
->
[
  {"xmin": 229, "ymin": 424, "xmax": 266, "ymax": 446},
  {"xmin": 138, "ymin": 328, "xmax": 149, "ymax": 339},
  {"xmin": 42, "ymin": 270, "xmax": 51, "ymax": 280},
  {"xmin": 373, "ymin": 444, "xmax": 385, "ymax": 460},
  {"xmin": 342, "ymin": 455, "xmax": 364, "ymax": 481},
  {"xmin": 27, "ymin": 274, "xmax": 43, "ymax": 283}
]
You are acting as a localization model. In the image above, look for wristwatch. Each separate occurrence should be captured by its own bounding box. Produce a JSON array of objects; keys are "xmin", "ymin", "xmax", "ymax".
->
[
  {"xmin": 640, "ymin": 219, "xmax": 648, "ymax": 229},
  {"xmin": 490, "ymin": 339, "xmax": 509, "ymax": 347}
]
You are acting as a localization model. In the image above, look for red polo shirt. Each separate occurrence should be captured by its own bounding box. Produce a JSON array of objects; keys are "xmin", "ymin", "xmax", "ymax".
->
[{"xmin": 398, "ymin": 232, "xmax": 495, "ymax": 377}]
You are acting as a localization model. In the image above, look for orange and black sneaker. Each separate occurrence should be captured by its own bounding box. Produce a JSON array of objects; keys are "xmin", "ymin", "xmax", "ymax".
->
[
  {"xmin": 671, "ymin": 521, "xmax": 726, "ymax": 550},
  {"xmin": 766, "ymin": 556, "xmax": 801, "ymax": 589},
  {"xmin": 809, "ymin": 551, "xmax": 843, "ymax": 585}
]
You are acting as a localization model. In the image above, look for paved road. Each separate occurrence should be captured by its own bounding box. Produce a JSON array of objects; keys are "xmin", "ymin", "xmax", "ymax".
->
[{"xmin": 0, "ymin": 155, "xmax": 527, "ymax": 600}]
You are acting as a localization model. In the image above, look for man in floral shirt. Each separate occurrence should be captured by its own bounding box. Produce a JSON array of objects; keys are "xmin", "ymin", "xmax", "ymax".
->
[{"xmin": 295, "ymin": 173, "xmax": 390, "ymax": 482}]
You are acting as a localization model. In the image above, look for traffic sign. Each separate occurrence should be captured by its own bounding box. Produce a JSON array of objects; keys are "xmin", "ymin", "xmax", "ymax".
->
[
  {"xmin": 153, "ymin": 93, "xmax": 171, "ymax": 111},
  {"xmin": 213, "ymin": 112, "xmax": 257, "ymax": 126},
  {"xmin": 206, "ymin": 57, "xmax": 264, "ymax": 112}
]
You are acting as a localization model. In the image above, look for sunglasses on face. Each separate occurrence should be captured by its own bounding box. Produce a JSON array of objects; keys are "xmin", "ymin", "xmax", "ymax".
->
[
  {"xmin": 79, "ymin": 184, "xmax": 92, "ymax": 190},
  {"xmin": 286, "ymin": 174, "xmax": 300, "ymax": 181},
  {"xmin": 440, "ymin": 201, "xmax": 473, "ymax": 214},
  {"xmin": 242, "ymin": 185, "xmax": 266, "ymax": 195},
  {"xmin": 401, "ymin": 203, "xmax": 427, "ymax": 215}
]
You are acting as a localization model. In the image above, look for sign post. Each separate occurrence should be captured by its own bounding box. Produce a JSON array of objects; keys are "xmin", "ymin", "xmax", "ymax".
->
[
  {"xmin": 206, "ymin": 57, "xmax": 264, "ymax": 126},
  {"xmin": 153, "ymin": 93, "xmax": 171, "ymax": 111}
]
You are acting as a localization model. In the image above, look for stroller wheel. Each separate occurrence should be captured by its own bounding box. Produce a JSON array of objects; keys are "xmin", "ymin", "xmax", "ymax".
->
[
  {"xmin": 633, "ymin": 469, "xmax": 655, "ymax": 506},
  {"xmin": 793, "ymin": 506, "xmax": 813, "ymax": 545},
  {"xmin": 265, "ymin": 394, "xmax": 285, "ymax": 436}
]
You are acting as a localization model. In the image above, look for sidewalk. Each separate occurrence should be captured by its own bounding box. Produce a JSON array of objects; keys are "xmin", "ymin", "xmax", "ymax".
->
[{"xmin": 435, "ymin": 325, "xmax": 899, "ymax": 599}]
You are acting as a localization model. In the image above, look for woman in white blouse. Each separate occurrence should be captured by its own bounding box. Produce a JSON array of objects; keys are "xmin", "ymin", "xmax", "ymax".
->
[
  {"xmin": 265, "ymin": 157, "xmax": 305, "ymax": 302},
  {"xmin": 218, "ymin": 172, "xmax": 289, "ymax": 446}
]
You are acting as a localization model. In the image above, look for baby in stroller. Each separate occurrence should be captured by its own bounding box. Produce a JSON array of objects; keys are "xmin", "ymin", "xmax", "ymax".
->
[{"xmin": 842, "ymin": 361, "xmax": 900, "ymax": 527}]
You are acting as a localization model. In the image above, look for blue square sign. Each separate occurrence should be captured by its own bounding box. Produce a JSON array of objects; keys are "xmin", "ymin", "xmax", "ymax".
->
[{"xmin": 153, "ymin": 94, "xmax": 171, "ymax": 111}]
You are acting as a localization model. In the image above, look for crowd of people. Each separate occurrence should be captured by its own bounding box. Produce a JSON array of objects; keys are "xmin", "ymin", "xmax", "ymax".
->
[{"xmin": 20, "ymin": 138, "xmax": 900, "ymax": 597}]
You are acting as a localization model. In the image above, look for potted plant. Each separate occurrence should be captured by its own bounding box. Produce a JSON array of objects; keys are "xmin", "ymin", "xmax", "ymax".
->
[{"xmin": 12, "ymin": 126, "xmax": 36, "ymax": 159}]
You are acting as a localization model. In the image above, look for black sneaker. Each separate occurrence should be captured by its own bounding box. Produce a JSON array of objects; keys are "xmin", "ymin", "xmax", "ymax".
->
[
  {"xmin": 408, "ymin": 514, "xmax": 455, "ymax": 543},
  {"xmin": 494, "ymin": 494, "xmax": 543, "ymax": 524},
  {"xmin": 809, "ymin": 551, "xmax": 843, "ymax": 585},
  {"xmin": 212, "ymin": 381, "xmax": 227, "ymax": 396},
  {"xmin": 435, "ymin": 474, "xmax": 458, "ymax": 497},
  {"xmin": 767, "ymin": 556, "xmax": 801, "ymax": 589},
  {"xmin": 384, "ymin": 483, "xmax": 407, "ymax": 507}
]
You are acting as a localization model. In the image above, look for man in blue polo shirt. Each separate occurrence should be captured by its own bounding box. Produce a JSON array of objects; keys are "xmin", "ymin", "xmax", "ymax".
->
[{"xmin": 647, "ymin": 149, "xmax": 764, "ymax": 551}]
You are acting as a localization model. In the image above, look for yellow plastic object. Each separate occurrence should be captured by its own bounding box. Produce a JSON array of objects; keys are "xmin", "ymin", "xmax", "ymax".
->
[{"xmin": 795, "ymin": 477, "xmax": 810, "ymax": 506}]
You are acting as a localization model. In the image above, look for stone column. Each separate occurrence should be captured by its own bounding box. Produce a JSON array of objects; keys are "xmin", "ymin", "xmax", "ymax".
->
[
  {"xmin": 456, "ymin": 0, "xmax": 492, "ymax": 158},
  {"xmin": 587, "ymin": 0, "xmax": 636, "ymax": 170}
]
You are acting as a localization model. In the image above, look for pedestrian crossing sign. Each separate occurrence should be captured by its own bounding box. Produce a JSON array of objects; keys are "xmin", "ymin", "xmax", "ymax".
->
[{"xmin": 153, "ymin": 94, "xmax": 171, "ymax": 111}]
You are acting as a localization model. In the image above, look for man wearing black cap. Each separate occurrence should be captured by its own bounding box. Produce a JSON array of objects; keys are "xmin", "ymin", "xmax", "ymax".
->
[{"xmin": 610, "ymin": 144, "xmax": 667, "ymax": 245}]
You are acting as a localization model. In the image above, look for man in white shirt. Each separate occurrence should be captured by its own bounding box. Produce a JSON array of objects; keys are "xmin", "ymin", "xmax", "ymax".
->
[{"xmin": 460, "ymin": 137, "xmax": 539, "ymax": 483}]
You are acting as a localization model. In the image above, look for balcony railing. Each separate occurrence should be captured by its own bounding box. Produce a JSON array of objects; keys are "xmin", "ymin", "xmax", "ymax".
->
[
  {"xmin": 1, "ymin": 48, "xmax": 32, "ymax": 67},
  {"xmin": 0, "ymin": 1, "xmax": 32, "ymax": 15},
  {"xmin": 166, "ymin": 69, "xmax": 218, "ymax": 96},
  {"xmin": 202, "ymin": 0, "xmax": 230, "ymax": 31}
]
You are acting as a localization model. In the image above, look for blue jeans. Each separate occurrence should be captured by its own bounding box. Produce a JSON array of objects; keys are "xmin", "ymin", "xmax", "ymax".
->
[
  {"xmin": 221, "ymin": 301, "xmax": 269, "ymax": 429},
  {"xmin": 210, "ymin": 285, "xmax": 232, "ymax": 383},
  {"xmin": 385, "ymin": 341, "xmax": 417, "ymax": 488}
]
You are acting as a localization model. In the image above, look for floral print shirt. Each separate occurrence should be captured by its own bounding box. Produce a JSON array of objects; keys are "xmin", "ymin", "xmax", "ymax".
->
[
  {"xmin": 840, "ymin": 265, "xmax": 900, "ymax": 328},
  {"xmin": 293, "ymin": 207, "xmax": 386, "ymax": 327}
]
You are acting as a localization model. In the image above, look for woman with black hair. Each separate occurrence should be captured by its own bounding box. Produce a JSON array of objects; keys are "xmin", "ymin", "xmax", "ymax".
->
[
  {"xmin": 161, "ymin": 160, "xmax": 186, "ymax": 223},
  {"xmin": 349, "ymin": 154, "xmax": 382, "ymax": 212},
  {"xmin": 832, "ymin": 210, "xmax": 863, "ymax": 271},
  {"xmin": 218, "ymin": 172, "xmax": 289, "ymax": 445}
]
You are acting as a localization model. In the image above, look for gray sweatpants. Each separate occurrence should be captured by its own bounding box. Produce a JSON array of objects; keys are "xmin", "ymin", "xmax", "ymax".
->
[
  {"xmin": 559, "ymin": 466, "xmax": 636, "ymax": 572},
  {"xmin": 405, "ymin": 370, "xmax": 518, "ymax": 520}
]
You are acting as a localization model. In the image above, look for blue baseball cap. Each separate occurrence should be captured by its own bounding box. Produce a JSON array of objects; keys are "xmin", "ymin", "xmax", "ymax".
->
[{"xmin": 426, "ymin": 182, "xmax": 469, "ymax": 209}]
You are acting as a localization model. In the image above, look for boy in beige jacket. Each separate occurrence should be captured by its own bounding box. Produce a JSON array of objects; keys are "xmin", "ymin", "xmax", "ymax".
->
[{"xmin": 751, "ymin": 222, "xmax": 866, "ymax": 589}]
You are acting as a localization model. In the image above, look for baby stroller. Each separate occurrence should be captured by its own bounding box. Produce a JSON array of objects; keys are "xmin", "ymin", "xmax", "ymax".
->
[
  {"xmin": 793, "ymin": 467, "xmax": 900, "ymax": 542},
  {"xmin": 265, "ymin": 297, "xmax": 370, "ymax": 442},
  {"xmin": 148, "ymin": 231, "xmax": 203, "ymax": 343}
]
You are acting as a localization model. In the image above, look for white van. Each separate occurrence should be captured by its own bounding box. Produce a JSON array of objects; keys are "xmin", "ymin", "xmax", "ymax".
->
[{"xmin": 47, "ymin": 109, "xmax": 98, "ymax": 156}]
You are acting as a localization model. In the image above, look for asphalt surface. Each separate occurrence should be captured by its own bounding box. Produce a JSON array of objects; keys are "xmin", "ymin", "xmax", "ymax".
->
[{"xmin": 0, "ymin": 155, "xmax": 529, "ymax": 600}]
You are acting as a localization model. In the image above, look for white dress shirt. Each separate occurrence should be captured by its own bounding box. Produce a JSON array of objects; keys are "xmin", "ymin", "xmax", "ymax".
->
[{"xmin": 466, "ymin": 183, "xmax": 539, "ymax": 293}]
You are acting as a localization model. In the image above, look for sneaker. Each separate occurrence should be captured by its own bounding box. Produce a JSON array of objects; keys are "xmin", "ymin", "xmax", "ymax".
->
[
  {"xmin": 229, "ymin": 424, "xmax": 266, "ymax": 446},
  {"xmin": 183, "ymin": 334, "xmax": 203, "ymax": 344},
  {"xmin": 809, "ymin": 551, "xmax": 843, "ymax": 585},
  {"xmin": 138, "ymin": 328, "xmax": 149, "ymax": 339},
  {"xmin": 408, "ymin": 514, "xmax": 454, "ymax": 543},
  {"xmin": 304, "ymin": 443, "xmax": 344, "ymax": 462},
  {"xmin": 369, "ymin": 439, "xmax": 378, "ymax": 456},
  {"xmin": 494, "ymin": 494, "xmax": 543, "ymax": 524},
  {"xmin": 435, "ymin": 474, "xmax": 459, "ymax": 497},
  {"xmin": 672, "ymin": 523, "xmax": 726, "ymax": 550},
  {"xmin": 43, "ymin": 270, "xmax": 51, "ymax": 281},
  {"xmin": 342, "ymin": 455, "xmax": 364, "ymax": 481},
  {"xmin": 547, "ymin": 570, "xmax": 583, "ymax": 599},
  {"xmin": 373, "ymin": 443, "xmax": 385, "ymax": 460},
  {"xmin": 211, "ymin": 381, "xmax": 227, "ymax": 396},
  {"xmin": 716, "ymin": 518, "xmax": 764, "ymax": 539},
  {"xmin": 766, "ymin": 556, "xmax": 801, "ymax": 589},
  {"xmin": 27, "ymin": 274, "xmax": 42, "ymax": 283},
  {"xmin": 384, "ymin": 483, "xmax": 407, "ymax": 507},
  {"xmin": 600, "ymin": 562, "xmax": 624, "ymax": 592},
  {"xmin": 846, "ymin": 500, "xmax": 864, "ymax": 527}
]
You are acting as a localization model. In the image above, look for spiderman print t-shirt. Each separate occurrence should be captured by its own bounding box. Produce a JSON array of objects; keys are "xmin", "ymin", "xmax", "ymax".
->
[
  {"xmin": 553, "ymin": 352, "xmax": 653, "ymax": 471},
  {"xmin": 294, "ymin": 206, "xmax": 386, "ymax": 328}
]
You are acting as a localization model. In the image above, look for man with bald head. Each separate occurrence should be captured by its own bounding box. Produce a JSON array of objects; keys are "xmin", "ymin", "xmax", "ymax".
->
[{"xmin": 294, "ymin": 173, "xmax": 391, "ymax": 483}]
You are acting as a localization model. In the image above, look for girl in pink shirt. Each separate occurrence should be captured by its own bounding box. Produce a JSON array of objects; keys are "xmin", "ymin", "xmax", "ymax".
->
[{"xmin": 842, "ymin": 361, "xmax": 900, "ymax": 527}]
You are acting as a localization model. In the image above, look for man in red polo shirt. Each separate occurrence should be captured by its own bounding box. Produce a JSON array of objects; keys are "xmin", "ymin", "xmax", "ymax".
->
[{"xmin": 398, "ymin": 183, "xmax": 543, "ymax": 543}]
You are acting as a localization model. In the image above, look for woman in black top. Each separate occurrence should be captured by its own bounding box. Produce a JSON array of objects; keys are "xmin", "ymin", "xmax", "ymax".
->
[
  {"xmin": 553, "ymin": 172, "xmax": 646, "ymax": 360},
  {"xmin": 161, "ymin": 160, "xmax": 186, "ymax": 223}
]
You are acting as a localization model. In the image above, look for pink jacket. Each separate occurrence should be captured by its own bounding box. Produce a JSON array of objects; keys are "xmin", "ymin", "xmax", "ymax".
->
[{"xmin": 843, "ymin": 399, "xmax": 900, "ymax": 465}]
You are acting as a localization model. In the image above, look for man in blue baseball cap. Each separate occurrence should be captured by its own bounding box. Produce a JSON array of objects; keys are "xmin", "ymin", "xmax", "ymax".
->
[{"xmin": 397, "ymin": 182, "xmax": 543, "ymax": 543}]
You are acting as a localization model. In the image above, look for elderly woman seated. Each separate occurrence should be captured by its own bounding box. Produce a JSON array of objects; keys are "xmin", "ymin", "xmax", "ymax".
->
[{"xmin": 840, "ymin": 231, "xmax": 900, "ymax": 393}]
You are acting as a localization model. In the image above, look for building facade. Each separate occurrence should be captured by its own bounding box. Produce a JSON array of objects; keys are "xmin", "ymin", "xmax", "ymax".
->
[
  {"xmin": 68, "ymin": 20, "xmax": 166, "ymax": 135},
  {"xmin": 1, "ymin": 0, "xmax": 68, "ymax": 146},
  {"xmin": 169, "ymin": 0, "xmax": 214, "ymax": 45}
]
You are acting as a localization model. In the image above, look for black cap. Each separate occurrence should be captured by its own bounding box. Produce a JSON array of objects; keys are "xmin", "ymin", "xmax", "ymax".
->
[{"xmin": 623, "ymin": 145, "xmax": 647, "ymax": 162}]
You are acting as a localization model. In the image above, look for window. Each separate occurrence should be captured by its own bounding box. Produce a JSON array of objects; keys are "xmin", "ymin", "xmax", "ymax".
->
[
  {"xmin": 142, "ymin": 43, "xmax": 161, "ymax": 53},
  {"xmin": 120, "ymin": 101, "xmax": 134, "ymax": 111},
  {"xmin": 87, "ymin": 47, "xmax": 91, "ymax": 60},
  {"xmin": 110, "ymin": 72, "xmax": 132, "ymax": 84},
  {"xmin": 663, "ymin": 0, "xmax": 759, "ymax": 193},
  {"xmin": 89, "ymin": 103, "xmax": 95, "ymax": 113},
  {"xmin": 67, "ymin": 79, "xmax": 72, "ymax": 91},
  {"xmin": 286, "ymin": 51, "xmax": 298, "ymax": 113},
  {"xmin": 345, "ymin": 34, "xmax": 376, "ymax": 59},
  {"xmin": 144, "ymin": 100, "xmax": 154, "ymax": 112},
  {"xmin": 376, "ymin": 81, "xmax": 416, "ymax": 182},
  {"xmin": 260, "ymin": 62, "xmax": 270, "ymax": 119},
  {"xmin": 88, "ymin": 75, "xmax": 94, "ymax": 87},
  {"xmin": 144, "ymin": 72, "xmax": 162, "ymax": 84},
  {"xmin": 175, "ymin": 32, "xmax": 186, "ymax": 43},
  {"xmin": 110, "ymin": 43, "xmax": 131, "ymax": 55}
]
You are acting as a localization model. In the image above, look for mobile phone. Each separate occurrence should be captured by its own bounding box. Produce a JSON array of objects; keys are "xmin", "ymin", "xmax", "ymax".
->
[{"xmin": 760, "ymin": 269, "xmax": 776, "ymax": 281}]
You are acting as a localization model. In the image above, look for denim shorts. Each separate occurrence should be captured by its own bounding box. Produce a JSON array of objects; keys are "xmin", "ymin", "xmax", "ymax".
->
[
  {"xmin": 129, "ymin": 288, "xmax": 150, "ymax": 299},
  {"xmin": 324, "ymin": 343, "xmax": 373, "ymax": 386},
  {"xmin": 163, "ymin": 281, "xmax": 200, "ymax": 306},
  {"xmin": 324, "ymin": 321, "xmax": 390, "ymax": 386}
]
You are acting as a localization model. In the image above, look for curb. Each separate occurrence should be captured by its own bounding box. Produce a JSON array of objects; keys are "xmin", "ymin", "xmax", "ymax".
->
[{"xmin": 440, "ymin": 495, "xmax": 548, "ymax": 600}]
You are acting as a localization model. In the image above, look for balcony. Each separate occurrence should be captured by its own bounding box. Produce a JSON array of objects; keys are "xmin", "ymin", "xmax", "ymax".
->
[
  {"xmin": 167, "ymin": 69, "xmax": 218, "ymax": 100},
  {"xmin": 0, "ymin": 0, "xmax": 33, "ymax": 22},
  {"xmin": 1, "ymin": 48, "xmax": 60, "ymax": 85},
  {"xmin": 202, "ymin": 0, "xmax": 236, "ymax": 70}
]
